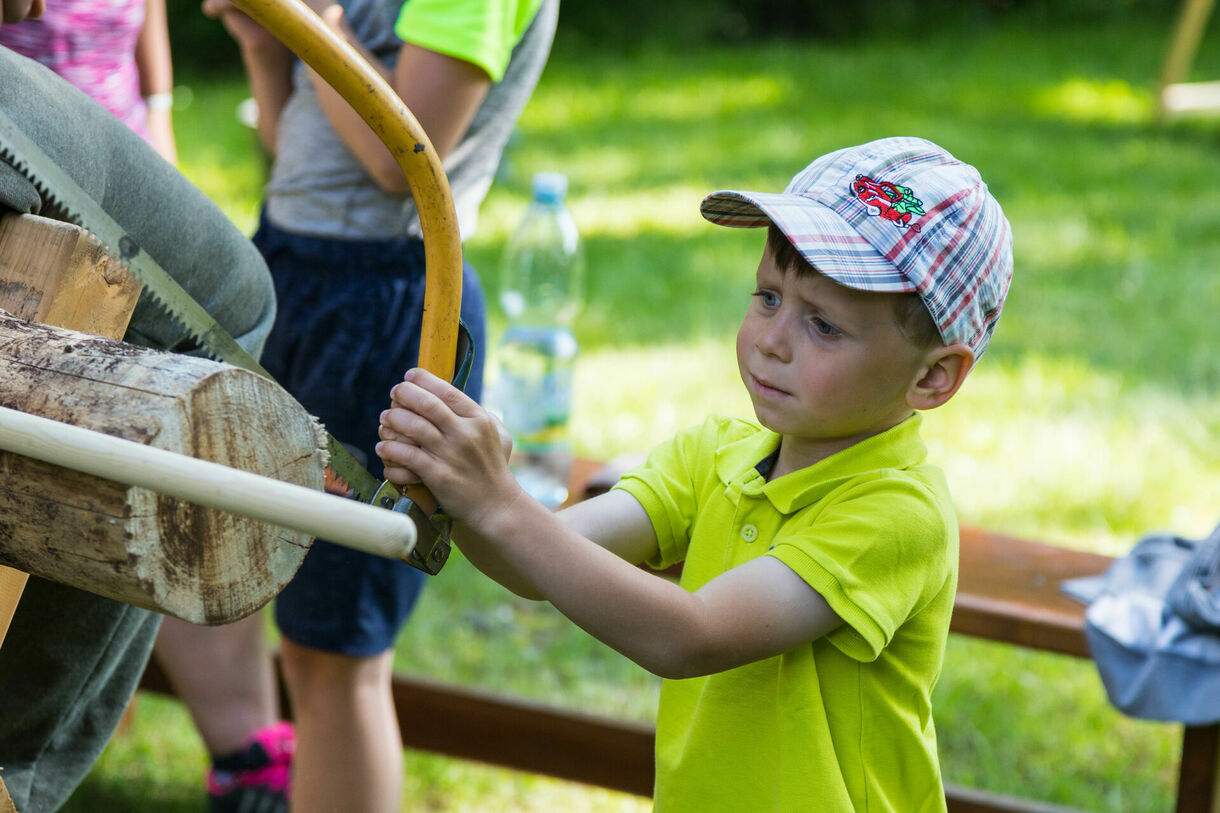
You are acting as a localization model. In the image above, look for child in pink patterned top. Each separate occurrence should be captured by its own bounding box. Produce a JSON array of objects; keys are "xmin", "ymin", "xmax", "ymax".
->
[{"xmin": 0, "ymin": 0, "xmax": 177, "ymax": 164}]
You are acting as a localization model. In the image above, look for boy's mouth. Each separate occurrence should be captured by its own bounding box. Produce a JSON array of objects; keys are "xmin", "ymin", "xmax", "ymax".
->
[{"xmin": 749, "ymin": 373, "xmax": 790, "ymax": 399}]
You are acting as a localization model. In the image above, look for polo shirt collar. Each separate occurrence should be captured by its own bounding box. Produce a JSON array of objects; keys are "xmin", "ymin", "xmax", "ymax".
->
[{"xmin": 714, "ymin": 414, "xmax": 928, "ymax": 514}]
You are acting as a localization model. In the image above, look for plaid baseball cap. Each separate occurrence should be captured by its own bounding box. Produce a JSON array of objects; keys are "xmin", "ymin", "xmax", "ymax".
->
[{"xmin": 701, "ymin": 136, "xmax": 1013, "ymax": 357}]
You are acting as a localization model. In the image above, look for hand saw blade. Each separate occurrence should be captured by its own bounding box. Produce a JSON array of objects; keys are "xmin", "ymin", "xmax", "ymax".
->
[{"xmin": 0, "ymin": 109, "xmax": 384, "ymax": 503}]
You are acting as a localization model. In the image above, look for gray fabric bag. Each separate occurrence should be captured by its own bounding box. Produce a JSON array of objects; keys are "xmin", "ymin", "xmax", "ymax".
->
[
  {"xmin": 1063, "ymin": 519, "xmax": 1220, "ymax": 725},
  {"xmin": 0, "ymin": 46, "xmax": 275, "ymax": 812}
]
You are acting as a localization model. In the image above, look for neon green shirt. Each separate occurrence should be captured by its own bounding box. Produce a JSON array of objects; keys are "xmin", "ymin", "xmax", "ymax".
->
[
  {"xmin": 396, "ymin": 0, "xmax": 545, "ymax": 81},
  {"xmin": 614, "ymin": 413, "xmax": 957, "ymax": 812}
]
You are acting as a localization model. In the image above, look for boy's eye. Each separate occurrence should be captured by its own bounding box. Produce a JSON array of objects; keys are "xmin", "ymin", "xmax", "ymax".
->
[
  {"xmin": 812, "ymin": 317, "xmax": 841, "ymax": 337},
  {"xmin": 752, "ymin": 290, "xmax": 780, "ymax": 308}
]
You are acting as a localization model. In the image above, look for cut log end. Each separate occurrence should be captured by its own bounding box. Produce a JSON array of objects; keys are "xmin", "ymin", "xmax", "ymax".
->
[{"xmin": 0, "ymin": 312, "xmax": 326, "ymax": 624}]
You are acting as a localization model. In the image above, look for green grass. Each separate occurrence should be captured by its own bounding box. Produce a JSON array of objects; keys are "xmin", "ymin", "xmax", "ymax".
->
[{"xmin": 66, "ymin": 9, "xmax": 1220, "ymax": 811}]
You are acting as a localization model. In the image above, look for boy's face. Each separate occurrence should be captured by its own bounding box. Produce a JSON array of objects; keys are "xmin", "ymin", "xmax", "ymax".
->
[{"xmin": 736, "ymin": 246, "xmax": 932, "ymax": 462}]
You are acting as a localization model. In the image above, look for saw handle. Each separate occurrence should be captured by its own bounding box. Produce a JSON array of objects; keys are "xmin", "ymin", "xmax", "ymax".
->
[{"xmin": 229, "ymin": 0, "xmax": 461, "ymax": 532}]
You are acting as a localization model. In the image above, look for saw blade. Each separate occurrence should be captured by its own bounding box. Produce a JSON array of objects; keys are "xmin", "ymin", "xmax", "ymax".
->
[{"xmin": 0, "ymin": 109, "xmax": 384, "ymax": 503}]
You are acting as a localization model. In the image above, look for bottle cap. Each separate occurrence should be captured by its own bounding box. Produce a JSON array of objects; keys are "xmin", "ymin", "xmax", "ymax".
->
[{"xmin": 532, "ymin": 172, "xmax": 568, "ymax": 204}]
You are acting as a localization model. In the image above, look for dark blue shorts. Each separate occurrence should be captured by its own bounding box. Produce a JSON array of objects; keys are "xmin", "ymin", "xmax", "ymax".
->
[{"xmin": 254, "ymin": 214, "xmax": 486, "ymax": 656}]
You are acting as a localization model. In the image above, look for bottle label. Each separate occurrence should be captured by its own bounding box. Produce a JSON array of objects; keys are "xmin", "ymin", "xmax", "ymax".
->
[{"xmin": 498, "ymin": 367, "xmax": 572, "ymax": 453}]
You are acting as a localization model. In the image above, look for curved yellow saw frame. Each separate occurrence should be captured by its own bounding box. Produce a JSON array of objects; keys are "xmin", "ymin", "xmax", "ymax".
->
[{"xmin": 231, "ymin": 0, "xmax": 461, "ymax": 383}]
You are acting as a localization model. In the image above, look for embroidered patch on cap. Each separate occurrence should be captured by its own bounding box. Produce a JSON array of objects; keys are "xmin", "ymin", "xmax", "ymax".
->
[{"xmin": 850, "ymin": 175, "xmax": 926, "ymax": 232}]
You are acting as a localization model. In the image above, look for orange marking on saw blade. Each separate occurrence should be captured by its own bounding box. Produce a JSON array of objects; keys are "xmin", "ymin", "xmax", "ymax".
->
[{"xmin": 324, "ymin": 467, "xmax": 355, "ymax": 497}]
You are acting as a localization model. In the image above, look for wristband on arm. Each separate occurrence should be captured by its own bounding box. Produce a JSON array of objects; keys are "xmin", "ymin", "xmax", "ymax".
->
[{"xmin": 144, "ymin": 92, "xmax": 173, "ymax": 112}]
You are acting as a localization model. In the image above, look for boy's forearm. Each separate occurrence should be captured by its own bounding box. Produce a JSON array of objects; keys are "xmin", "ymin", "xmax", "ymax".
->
[
  {"xmin": 453, "ymin": 490, "xmax": 658, "ymax": 604},
  {"xmin": 308, "ymin": 33, "xmax": 489, "ymax": 194},
  {"xmin": 201, "ymin": 1, "xmax": 293, "ymax": 155},
  {"xmin": 239, "ymin": 44, "xmax": 293, "ymax": 154},
  {"xmin": 135, "ymin": 0, "xmax": 173, "ymax": 99},
  {"xmin": 135, "ymin": 0, "xmax": 177, "ymax": 164},
  {"xmin": 305, "ymin": 23, "xmax": 406, "ymax": 192},
  {"xmin": 462, "ymin": 496, "xmax": 721, "ymax": 679},
  {"xmin": 452, "ymin": 522, "xmax": 546, "ymax": 601}
]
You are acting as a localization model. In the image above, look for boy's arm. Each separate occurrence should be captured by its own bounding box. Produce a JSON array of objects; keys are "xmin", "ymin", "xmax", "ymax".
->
[
  {"xmin": 135, "ymin": 0, "xmax": 177, "ymax": 165},
  {"xmin": 378, "ymin": 370, "xmax": 845, "ymax": 679},
  {"xmin": 201, "ymin": 0, "xmax": 295, "ymax": 155},
  {"xmin": 437, "ymin": 489, "xmax": 660, "ymax": 601},
  {"xmin": 307, "ymin": 5, "xmax": 490, "ymax": 193}
]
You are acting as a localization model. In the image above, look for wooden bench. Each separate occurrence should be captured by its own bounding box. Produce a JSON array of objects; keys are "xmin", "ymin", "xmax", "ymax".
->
[{"xmin": 138, "ymin": 458, "xmax": 1220, "ymax": 812}]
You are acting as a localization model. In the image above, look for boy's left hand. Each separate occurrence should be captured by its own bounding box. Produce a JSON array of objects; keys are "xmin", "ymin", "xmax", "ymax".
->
[{"xmin": 377, "ymin": 368, "xmax": 517, "ymax": 532}]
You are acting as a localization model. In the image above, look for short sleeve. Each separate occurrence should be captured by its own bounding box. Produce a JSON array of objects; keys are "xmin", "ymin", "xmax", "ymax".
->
[
  {"xmin": 612, "ymin": 418, "xmax": 723, "ymax": 570},
  {"xmin": 767, "ymin": 476, "xmax": 954, "ymax": 662},
  {"xmin": 395, "ymin": 0, "xmax": 543, "ymax": 81}
]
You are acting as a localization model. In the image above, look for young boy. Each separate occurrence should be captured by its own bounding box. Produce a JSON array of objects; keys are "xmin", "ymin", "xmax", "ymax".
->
[{"xmin": 376, "ymin": 136, "xmax": 1013, "ymax": 811}]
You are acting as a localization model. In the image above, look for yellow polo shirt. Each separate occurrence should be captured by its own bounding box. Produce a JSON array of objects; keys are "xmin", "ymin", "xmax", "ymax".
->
[
  {"xmin": 614, "ymin": 413, "xmax": 957, "ymax": 812},
  {"xmin": 396, "ymin": 0, "xmax": 545, "ymax": 81}
]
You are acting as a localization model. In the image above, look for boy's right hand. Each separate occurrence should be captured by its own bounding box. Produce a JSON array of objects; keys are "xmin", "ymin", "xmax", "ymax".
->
[
  {"xmin": 377, "ymin": 369, "xmax": 518, "ymax": 535},
  {"xmin": 201, "ymin": 0, "xmax": 279, "ymax": 52}
]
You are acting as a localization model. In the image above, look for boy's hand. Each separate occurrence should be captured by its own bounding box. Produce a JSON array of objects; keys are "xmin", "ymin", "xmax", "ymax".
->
[
  {"xmin": 201, "ymin": 0, "xmax": 280, "ymax": 52},
  {"xmin": 377, "ymin": 369, "xmax": 517, "ymax": 533}
]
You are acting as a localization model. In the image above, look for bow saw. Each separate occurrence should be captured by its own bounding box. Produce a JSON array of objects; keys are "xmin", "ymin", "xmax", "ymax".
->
[{"xmin": 0, "ymin": 0, "xmax": 466, "ymax": 574}]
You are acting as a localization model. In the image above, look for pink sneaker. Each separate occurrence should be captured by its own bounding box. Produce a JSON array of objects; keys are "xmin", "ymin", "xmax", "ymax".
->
[{"xmin": 206, "ymin": 721, "xmax": 295, "ymax": 813}]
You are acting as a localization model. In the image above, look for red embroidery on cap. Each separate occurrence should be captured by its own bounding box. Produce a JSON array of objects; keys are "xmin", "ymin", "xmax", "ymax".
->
[{"xmin": 851, "ymin": 175, "xmax": 925, "ymax": 232}]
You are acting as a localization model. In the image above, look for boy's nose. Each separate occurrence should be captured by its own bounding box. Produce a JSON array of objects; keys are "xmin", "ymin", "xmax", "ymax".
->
[{"xmin": 756, "ymin": 317, "xmax": 791, "ymax": 361}]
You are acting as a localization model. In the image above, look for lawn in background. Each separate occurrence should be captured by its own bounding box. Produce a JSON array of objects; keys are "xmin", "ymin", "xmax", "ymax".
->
[{"xmin": 68, "ymin": 7, "xmax": 1219, "ymax": 811}]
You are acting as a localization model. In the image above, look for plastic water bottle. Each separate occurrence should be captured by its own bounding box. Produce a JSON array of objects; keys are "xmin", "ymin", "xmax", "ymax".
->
[
  {"xmin": 498, "ymin": 172, "xmax": 583, "ymax": 327},
  {"xmin": 496, "ymin": 172, "xmax": 584, "ymax": 508}
]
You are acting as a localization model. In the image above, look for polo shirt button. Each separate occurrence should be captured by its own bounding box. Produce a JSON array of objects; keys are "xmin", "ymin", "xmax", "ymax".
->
[{"xmin": 741, "ymin": 524, "xmax": 758, "ymax": 542}]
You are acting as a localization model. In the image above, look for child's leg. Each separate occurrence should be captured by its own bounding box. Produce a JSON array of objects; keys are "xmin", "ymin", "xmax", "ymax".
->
[
  {"xmin": 152, "ymin": 614, "xmax": 291, "ymax": 812},
  {"xmin": 273, "ymin": 534, "xmax": 425, "ymax": 811},
  {"xmin": 154, "ymin": 614, "xmax": 281, "ymax": 756},
  {"xmin": 280, "ymin": 641, "xmax": 402, "ymax": 813}
]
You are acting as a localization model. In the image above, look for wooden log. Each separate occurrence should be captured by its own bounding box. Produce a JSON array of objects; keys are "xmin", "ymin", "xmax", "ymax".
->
[
  {"xmin": 0, "ymin": 311, "xmax": 326, "ymax": 624},
  {"xmin": 0, "ymin": 565, "xmax": 21, "ymax": 651},
  {"xmin": 0, "ymin": 211, "xmax": 144, "ymax": 648},
  {"xmin": 0, "ymin": 211, "xmax": 142, "ymax": 337}
]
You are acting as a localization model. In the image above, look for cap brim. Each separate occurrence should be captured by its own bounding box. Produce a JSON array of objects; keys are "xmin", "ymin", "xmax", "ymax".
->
[{"xmin": 700, "ymin": 190, "xmax": 916, "ymax": 294}]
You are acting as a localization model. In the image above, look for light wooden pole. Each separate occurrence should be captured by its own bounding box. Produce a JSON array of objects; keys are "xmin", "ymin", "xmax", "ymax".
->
[
  {"xmin": 1157, "ymin": 0, "xmax": 1219, "ymax": 121},
  {"xmin": 0, "ymin": 405, "xmax": 415, "ymax": 560}
]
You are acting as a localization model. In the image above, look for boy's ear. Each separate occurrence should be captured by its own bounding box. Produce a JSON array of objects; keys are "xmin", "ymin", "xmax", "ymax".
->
[{"xmin": 908, "ymin": 344, "xmax": 975, "ymax": 411}]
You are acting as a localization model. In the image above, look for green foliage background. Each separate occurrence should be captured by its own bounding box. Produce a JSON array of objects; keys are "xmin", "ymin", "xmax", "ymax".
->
[
  {"xmin": 167, "ymin": 0, "xmax": 1191, "ymax": 72},
  {"xmin": 61, "ymin": 2, "xmax": 1220, "ymax": 810}
]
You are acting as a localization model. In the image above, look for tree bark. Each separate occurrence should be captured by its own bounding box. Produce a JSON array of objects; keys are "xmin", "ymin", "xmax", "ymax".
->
[
  {"xmin": 0, "ymin": 211, "xmax": 146, "ymax": 647},
  {"xmin": 0, "ymin": 311, "xmax": 325, "ymax": 624}
]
